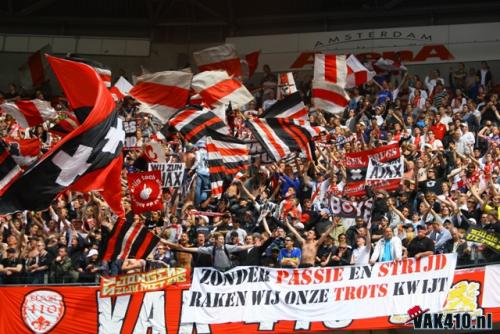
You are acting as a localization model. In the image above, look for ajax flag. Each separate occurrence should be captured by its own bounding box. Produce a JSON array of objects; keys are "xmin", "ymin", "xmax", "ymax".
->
[{"xmin": 366, "ymin": 156, "xmax": 404, "ymax": 180}]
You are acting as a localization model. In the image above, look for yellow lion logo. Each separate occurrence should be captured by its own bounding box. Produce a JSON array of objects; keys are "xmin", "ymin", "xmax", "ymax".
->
[{"xmin": 442, "ymin": 281, "xmax": 482, "ymax": 317}]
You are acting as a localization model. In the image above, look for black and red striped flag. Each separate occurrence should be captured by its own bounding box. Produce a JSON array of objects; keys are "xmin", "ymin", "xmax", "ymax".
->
[
  {"xmin": 247, "ymin": 118, "xmax": 314, "ymax": 162},
  {"xmin": 206, "ymin": 129, "xmax": 249, "ymax": 198},
  {"xmin": 260, "ymin": 91, "xmax": 307, "ymax": 120},
  {"xmin": 164, "ymin": 105, "xmax": 228, "ymax": 144},
  {"xmin": 102, "ymin": 218, "xmax": 160, "ymax": 261}
]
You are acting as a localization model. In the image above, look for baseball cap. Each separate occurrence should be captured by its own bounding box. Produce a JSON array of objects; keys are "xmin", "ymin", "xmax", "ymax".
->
[
  {"xmin": 87, "ymin": 249, "xmax": 99, "ymax": 257},
  {"xmin": 294, "ymin": 222, "xmax": 305, "ymax": 230}
]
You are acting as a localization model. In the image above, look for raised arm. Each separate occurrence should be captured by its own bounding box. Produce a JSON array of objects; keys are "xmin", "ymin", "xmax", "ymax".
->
[
  {"xmin": 469, "ymin": 185, "xmax": 485, "ymax": 207},
  {"xmin": 317, "ymin": 221, "xmax": 336, "ymax": 246},
  {"xmin": 234, "ymin": 179, "xmax": 256, "ymax": 201},
  {"xmin": 388, "ymin": 202, "xmax": 406, "ymax": 221},
  {"xmin": 161, "ymin": 239, "xmax": 199, "ymax": 253},
  {"xmin": 284, "ymin": 219, "xmax": 305, "ymax": 245},
  {"xmin": 261, "ymin": 215, "xmax": 272, "ymax": 236}
]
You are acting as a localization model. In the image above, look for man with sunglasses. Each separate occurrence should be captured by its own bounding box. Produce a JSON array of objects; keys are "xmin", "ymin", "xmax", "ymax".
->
[{"xmin": 278, "ymin": 236, "xmax": 301, "ymax": 268}]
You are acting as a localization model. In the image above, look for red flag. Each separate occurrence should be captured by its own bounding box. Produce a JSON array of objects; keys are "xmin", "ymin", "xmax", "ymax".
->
[
  {"xmin": 244, "ymin": 51, "xmax": 260, "ymax": 78},
  {"xmin": 19, "ymin": 45, "xmax": 51, "ymax": 88},
  {"xmin": 128, "ymin": 170, "xmax": 163, "ymax": 214},
  {"xmin": 0, "ymin": 56, "xmax": 125, "ymax": 217}
]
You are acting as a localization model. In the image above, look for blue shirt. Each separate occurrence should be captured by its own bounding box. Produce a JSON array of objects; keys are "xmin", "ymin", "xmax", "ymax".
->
[
  {"xmin": 279, "ymin": 174, "xmax": 300, "ymax": 197},
  {"xmin": 382, "ymin": 240, "xmax": 393, "ymax": 262},
  {"xmin": 376, "ymin": 90, "xmax": 392, "ymax": 106},
  {"xmin": 278, "ymin": 247, "xmax": 302, "ymax": 267}
]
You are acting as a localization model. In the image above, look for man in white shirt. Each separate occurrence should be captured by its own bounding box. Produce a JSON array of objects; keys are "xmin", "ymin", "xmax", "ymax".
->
[
  {"xmin": 425, "ymin": 70, "xmax": 445, "ymax": 93},
  {"xmin": 456, "ymin": 123, "xmax": 475, "ymax": 155},
  {"xmin": 369, "ymin": 227, "xmax": 403, "ymax": 264}
]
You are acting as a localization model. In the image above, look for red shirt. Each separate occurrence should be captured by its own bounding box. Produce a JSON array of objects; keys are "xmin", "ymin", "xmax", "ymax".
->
[{"xmin": 430, "ymin": 123, "xmax": 447, "ymax": 140}]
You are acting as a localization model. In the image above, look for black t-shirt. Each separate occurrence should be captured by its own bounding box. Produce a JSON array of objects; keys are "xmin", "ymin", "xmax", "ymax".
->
[
  {"xmin": 1, "ymin": 257, "xmax": 22, "ymax": 283},
  {"xmin": 419, "ymin": 177, "xmax": 445, "ymax": 195},
  {"xmin": 407, "ymin": 236, "xmax": 435, "ymax": 257}
]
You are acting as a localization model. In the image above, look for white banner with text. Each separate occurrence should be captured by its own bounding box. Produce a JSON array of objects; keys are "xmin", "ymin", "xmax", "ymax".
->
[{"xmin": 183, "ymin": 254, "xmax": 457, "ymax": 323}]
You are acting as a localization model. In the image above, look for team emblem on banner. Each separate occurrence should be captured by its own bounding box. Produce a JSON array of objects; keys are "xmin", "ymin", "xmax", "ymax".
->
[
  {"xmin": 128, "ymin": 170, "xmax": 163, "ymax": 214},
  {"xmin": 21, "ymin": 290, "xmax": 65, "ymax": 334}
]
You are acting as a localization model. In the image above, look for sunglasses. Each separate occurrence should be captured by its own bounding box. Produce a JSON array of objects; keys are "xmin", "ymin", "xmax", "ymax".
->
[{"xmin": 285, "ymin": 239, "xmax": 292, "ymax": 242}]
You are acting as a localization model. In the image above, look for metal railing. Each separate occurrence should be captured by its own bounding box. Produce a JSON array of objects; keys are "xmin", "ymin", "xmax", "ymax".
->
[{"xmin": 1, "ymin": 260, "xmax": 499, "ymax": 287}]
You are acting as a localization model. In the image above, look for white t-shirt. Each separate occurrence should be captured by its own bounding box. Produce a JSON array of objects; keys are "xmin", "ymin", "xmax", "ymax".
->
[
  {"xmin": 457, "ymin": 132, "xmax": 475, "ymax": 155},
  {"xmin": 351, "ymin": 246, "xmax": 370, "ymax": 265}
]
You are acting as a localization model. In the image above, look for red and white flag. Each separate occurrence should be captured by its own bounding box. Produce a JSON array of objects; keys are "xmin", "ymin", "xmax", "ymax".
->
[
  {"xmin": 3, "ymin": 137, "xmax": 41, "ymax": 167},
  {"xmin": 49, "ymin": 111, "xmax": 80, "ymax": 138},
  {"xmin": 346, "ymin": 55, "xmax": 376, "ymax": 88},
  {"xmin": 1, "ymin": 99, "xmax": 56, "ymax": 128},
  {"xmin": 193, "ymin": 44, "xmax": 242, "ymax": 78},
  {"xmin": 110, "ymin": 76, "xmax": 133, "ymax": 101},
  {"xmin": 19, "ymin": 45, "xmax": 51, "ymax": 89},
  {"xmin": 243, "ymin": 51, "xmax": 260, "ymax": 78},
  {"xmin": 188, "ymin": 89, "xmax": 204, "ymax": 106},
  {"xmin": 127, "ymin": 170, "xmax": 164, "ymax": 214},
  {"xmin": 312, "ymin": 80, "xmax": 350, "ymax": 114},
  {"xmin": 191, "ymin": 71, "xmax": 253, "ymax": 109},
  {"xmin": 373, "ymin": 57, "xmax": 407, "ymax": 72},
  {"xmin": 129, "ymin": 71, "xmax": 192, "ymax": 123},
  {"xmin": 314, "ymin": 54, "xmax": 348, "ymax": 87},
  {"xmin": 277, "ymin": 72, "xmax": 297, "ymax": 100}
]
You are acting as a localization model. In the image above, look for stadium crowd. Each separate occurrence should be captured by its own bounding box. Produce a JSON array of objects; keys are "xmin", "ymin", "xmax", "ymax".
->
[{"xmin": 0, "ymin": 60, "xmax": 499, "ymax": 284}]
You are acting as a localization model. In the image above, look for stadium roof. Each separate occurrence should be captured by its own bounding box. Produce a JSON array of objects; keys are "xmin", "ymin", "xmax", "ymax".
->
[{"xmin": 0, "ymin": 0, "xmax": 499, "ymax": 42}]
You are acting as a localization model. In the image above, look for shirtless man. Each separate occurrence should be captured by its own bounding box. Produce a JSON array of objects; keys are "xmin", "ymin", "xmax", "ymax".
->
[
  {"xmin": 285, "ymin": 218, "xmax": 336, "ymax": 267},
  {"xmin": 175, "ymin": 233, "xmax": 193, "ymax": 270}
]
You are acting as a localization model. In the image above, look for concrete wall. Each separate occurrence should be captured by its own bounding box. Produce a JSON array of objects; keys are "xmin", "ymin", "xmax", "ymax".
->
[{"xmin": 0, "ymin": 41, "xmax": 216, "ymax": 94}]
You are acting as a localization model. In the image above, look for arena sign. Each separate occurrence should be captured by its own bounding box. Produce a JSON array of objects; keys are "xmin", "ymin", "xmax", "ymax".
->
[
  {"xmin": 227, "ymin": 22, "xmax": 500, "ymax": 71},
  {"xmin": 1, "ymin": 263, "xmax": 500, "ymax": 334}
]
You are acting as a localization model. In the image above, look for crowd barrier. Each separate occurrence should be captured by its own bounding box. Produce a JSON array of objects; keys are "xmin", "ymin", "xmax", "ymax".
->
[{"xmin": 0, "ymin": 257, "xmax": 499, "ymax": 333}]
